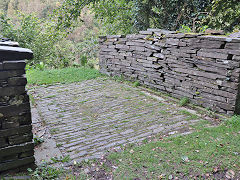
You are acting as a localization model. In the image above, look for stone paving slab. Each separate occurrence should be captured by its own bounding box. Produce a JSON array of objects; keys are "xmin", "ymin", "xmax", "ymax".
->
[{"xmin": 30, "ymin": 78, "xmax": 203, "ymax": 162}]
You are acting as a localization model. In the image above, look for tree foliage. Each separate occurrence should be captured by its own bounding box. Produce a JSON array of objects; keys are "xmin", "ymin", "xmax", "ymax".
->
[
  {"xmin": 133, "ymin": 0, "xmax": 211, "ymax": 31},
  {"xmin": 56, "ymin": 0, "xmax": 212, "ymax": 34},
  {"xmin": 203, "ymin": 0, "xmax": 240, "ymax": 32},
  {"xmin": 91, "ymin": 0, "xmax": 135, "ymax": 34}
]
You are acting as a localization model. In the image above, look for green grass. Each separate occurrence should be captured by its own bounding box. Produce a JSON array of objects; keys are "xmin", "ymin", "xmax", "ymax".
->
[
  {"xmin": 179, "ymin": 97, "xmax": 190, "ymax": 106},
  {"xmin": 107, "ymin": 116, "xmax": 240, "ymax": 179},
  {"xmin": 179, "ymin": 109, "xmax": 199, "ymax": 120},
  {"xmin": 26, "ymin": 67, "xmax": 102, "ymax": 85}
]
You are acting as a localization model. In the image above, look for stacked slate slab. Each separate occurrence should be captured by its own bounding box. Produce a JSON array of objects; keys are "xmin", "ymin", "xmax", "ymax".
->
[
  {"xmin": 99, "ymin": 29, "xmax": 240, "ymax": 115},
  {"xmin": 0, "ymin": 39, "xmax": 35, "ymax": 173}
]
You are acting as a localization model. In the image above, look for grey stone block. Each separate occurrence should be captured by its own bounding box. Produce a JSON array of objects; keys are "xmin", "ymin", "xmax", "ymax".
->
[
  {"xmin": 0, "ymin": 86, "xmax": 26, "ymax": 96},
  {"xmin": 0, "ymin": 70, "xmax": 25, "ymax": 80},
  {"xmin": 225, "ymin": 42, "xmax": 240, "ymax": 50},
  {"xmin": 0, "ymin": 156, "xmax": 35, "ymax": 172},
  {"xmin": 197, "ymin": 50, "xmax": 228, "ymax": 59},
  {"xmin": 0, "ymin": 103, "xmax": 30, "ymax": 118},
  {"xmin": 8, "ymin": 77, "xmax": 27, "ymax": 86},
  {"xmin": 0, "ymin": 125, "xmax": 32, "ymax": 138},
  {"xmin": 153, "ymin": 53, "xmax": 164, "ymax": 59}
]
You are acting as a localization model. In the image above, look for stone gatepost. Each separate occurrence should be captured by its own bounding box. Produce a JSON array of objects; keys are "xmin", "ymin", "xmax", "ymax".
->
[{"xmin": 0, "ymin": 39, "xmax": 35, "ymax": 173}]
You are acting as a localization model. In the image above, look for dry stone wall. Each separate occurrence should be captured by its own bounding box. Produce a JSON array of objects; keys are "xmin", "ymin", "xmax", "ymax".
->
[
  {"xmin": 99, "ymin": 29, "xmax": 240, "ymax": 115},
  {"xmin": 0, "ymin": 39, "xmax": 35, "ymax": 173}
]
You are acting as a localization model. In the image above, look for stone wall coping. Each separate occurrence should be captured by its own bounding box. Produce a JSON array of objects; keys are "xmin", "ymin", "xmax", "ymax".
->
[
  {"xmin": 0, "ymin": 41, "xmax": 19, "ymax": 47},
  {"xmin": 0, "ymin": 46, "xmax": 33, "ymax": 61},
  {"xmin": 99, "ymin": 29, "xmax": 240, "ymax": 43}
]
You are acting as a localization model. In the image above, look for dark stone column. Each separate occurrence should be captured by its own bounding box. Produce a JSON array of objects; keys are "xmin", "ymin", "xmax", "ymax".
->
[{"xmin": 0, "ymin": 39, "xmax": 35, "ymax": 173}]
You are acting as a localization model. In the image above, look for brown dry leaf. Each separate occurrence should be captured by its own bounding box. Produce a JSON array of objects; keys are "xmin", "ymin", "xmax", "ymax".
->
[
  {"xmin": 158, "ymin": 174, "xmax": 166, "ymax": 179},
  {"xmin": 213, "ymin": 167, "xmax": 218, "ymax": 173},
  {"xmin": 199, "ymin": 160, "xmax": 204, "ymax": 164},
  {"xmin": 225, "ymin": 170, "xmax": 235, "ymax": 179}
]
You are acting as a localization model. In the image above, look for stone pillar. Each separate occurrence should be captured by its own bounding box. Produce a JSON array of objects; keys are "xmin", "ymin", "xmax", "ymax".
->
[{"xmin": 0, "ymin": 39, "xmax": 35, "ymax": 173}]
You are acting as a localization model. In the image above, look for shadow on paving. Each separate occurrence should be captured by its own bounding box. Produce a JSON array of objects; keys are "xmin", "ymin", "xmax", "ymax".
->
[{"xmin": 29, "ymin": 78, "xmax": 207, "ymax": 164}]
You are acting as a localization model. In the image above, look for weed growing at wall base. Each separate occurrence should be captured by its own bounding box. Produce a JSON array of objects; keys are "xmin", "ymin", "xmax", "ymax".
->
[{"xmin": 179, "ymin": 97, "xmax": 190, "ymax": 107}]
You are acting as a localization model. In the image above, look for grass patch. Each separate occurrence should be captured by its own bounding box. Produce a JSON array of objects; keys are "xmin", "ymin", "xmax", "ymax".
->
[
  {"xmin": 179, "ymin": 109, "xmax": 199, "ymax": 120},
  {"xmin": 107, "ymin": 116, "xmax": 240, "ymax": 179},
  {"xmin": 179, "ymin": 97, "xmax": 190, "ymax": 106},
  {"xmin": 26, "ymin": 67, "xmax": 102, "ymax": 85},
  {"xmin": 133, "ymin": 81, "xmax": 140, "ymax": 87}
]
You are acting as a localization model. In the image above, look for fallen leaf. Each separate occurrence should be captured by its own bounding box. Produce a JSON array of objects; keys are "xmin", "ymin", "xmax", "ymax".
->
[
  {"xmin": 213, "ymin": 167, "xmax": 218, "ymax": 173},
  {"xmin": 158, "ymin": 174, "xmax": 166, "ymax": 179},
  {"xmin": 226, "ymin": 170, "xmax": 235, "ymax": 179},
  {"xmin": 84, "ymin": 168, "xmax": 90, "ymax": 174},
  {"xmin": 181, "ymin": 156, "xmax": 189, "ymax": 162},
  {"xmin": 112, "ymin": 165, "xmax": 118, "ymax": 169}
]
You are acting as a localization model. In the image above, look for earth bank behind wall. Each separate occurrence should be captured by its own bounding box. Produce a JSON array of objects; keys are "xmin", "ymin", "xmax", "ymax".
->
[
  {"xmin": 0, "ymin": 40, "xmax": 35, "ymax": 173},
  {"xmin": 99, "ymin": 29, "xmax": 240, "ymax": 115}
]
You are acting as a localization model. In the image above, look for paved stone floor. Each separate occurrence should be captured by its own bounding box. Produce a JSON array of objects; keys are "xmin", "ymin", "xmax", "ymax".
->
[{"xmin": 30, "ymin": 78, "xmax": 202, "ymax": 162}]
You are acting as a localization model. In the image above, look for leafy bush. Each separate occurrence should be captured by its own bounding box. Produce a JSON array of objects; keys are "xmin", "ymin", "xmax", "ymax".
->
[{"xmin": 0, "ymin": 12, "xmax": 75, "ymax": 68}]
